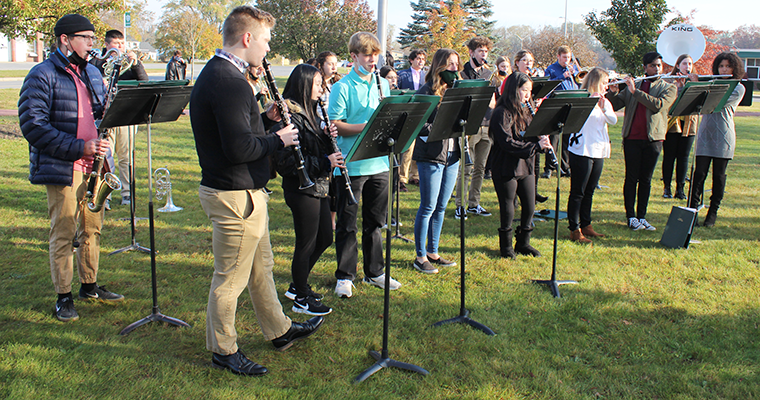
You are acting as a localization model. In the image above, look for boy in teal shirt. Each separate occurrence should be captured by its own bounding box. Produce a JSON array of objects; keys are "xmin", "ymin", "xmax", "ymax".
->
[{"xmin": 329, "ymin": 32, "xmax": 400, "ymax": 298}]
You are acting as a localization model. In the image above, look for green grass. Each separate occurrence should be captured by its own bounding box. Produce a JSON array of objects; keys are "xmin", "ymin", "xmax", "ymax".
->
[
  {"xmin": 1, "ymin": 111, "xmax": 759, "ymax": 399},
  {"xmin": 0, "ymin": 70, "xmax": 29, "ymax": 78}
]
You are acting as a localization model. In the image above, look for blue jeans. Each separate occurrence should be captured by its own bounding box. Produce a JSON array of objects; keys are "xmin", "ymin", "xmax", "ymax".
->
[{"xmin": 414, "ymin": 153, "xmax": 460, "ymax": 258}]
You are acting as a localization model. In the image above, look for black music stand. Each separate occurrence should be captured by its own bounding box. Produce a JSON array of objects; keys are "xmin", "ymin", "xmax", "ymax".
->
[
  {"xmin": 531, "ymin": 79, "xmax": 561, "ymax": 100},
  {"xmin": 390, "ymin": 151, "xmax": 412, "ymax": 243},
  {"xmin": 99, "ymin": 85, "xmax": 193, "ymax": 335},
  {"xmin": 425, "ymin": 84, "xmax": 495, "ymax": 336},
  {"xmin": 525, "ymin": 97, "xmax": 597, "ymax": 298},
  {"xmin": 345, "ymin": 95, "xmax": 438, "ymax": 383}
]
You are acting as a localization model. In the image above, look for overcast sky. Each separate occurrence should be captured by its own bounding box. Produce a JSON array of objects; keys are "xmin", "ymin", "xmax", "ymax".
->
[{"xmin": 146, "ymin": 0, "xmax": 758, "ymax": 37}]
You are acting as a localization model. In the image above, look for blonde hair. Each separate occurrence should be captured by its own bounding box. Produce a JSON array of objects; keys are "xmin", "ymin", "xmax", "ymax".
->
[
  {"xmin": 223, "ymin": 6, "xmax": 275, "ymax": 46},
  {"xmin": 580, "ymin": 67, "xmax": 609, "ymax": 95},
  {"xmin": 348, "ymin": 32, "xmax": 381, "ymax": 56}
]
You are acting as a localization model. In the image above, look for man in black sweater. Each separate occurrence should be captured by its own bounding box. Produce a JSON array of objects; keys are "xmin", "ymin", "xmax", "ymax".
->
[{"xmin": 190, "ymin": 6, "xmax": 324, "ymax": 377}]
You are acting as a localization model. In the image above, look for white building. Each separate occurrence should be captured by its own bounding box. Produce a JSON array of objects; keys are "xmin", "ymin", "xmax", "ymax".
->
[{"xmin": 0, "ymin": 33, "xmax": 45, "ymax": 62}]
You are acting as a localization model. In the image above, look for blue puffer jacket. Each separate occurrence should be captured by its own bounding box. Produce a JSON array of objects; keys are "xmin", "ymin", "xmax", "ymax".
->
[{"xmin": 18, "ymin": 50, "xmax": 106, "ymax": 186}]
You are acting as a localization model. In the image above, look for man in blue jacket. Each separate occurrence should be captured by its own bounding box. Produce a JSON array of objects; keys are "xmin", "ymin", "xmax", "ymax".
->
[{"xmin": 18, "ymin": 14, "xmax": 124, "ymax": 323}]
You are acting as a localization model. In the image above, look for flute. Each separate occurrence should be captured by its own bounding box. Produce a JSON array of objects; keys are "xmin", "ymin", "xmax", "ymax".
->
[
  {"xmin": 261, "ymin": 57, "xmax": 314, "ymax": 190},
  {"xmin": 317, "ymin": 99, "xmax": 357, "ymax": 205},
  {"xmin": 524, "ymin": 101, "xmax": 558, "ymax": 169}
]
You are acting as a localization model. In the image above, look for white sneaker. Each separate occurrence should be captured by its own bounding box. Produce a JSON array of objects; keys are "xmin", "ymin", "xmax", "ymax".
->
[
  {"xmin": 638, "ymin": 218, "xmax": 656, "ymax": 231},
  {"xmin": 363, "ymin": 274, "xmax": 402, "ymax": 290},
  {"xmin": 334, "ymin": 279, "xmax": 354, "ymax": 298},
  {"xmin": 628, "ymin": 217, "xmax": 643, "ymax": 231}
]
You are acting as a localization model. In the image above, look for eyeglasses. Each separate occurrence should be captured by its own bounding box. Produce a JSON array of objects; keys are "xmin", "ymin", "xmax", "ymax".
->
[{"xmin": 68, "ymin": 34, "xmax": 97, "ymax": 43}]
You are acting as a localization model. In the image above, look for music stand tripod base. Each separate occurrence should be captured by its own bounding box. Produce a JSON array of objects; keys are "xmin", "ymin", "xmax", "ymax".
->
[
  {"xmin": 432, "ymin": 308, "xmax": 495, "ymax": 335},
  {"xmin": 110, "ymin": 242, "xmax": 150, "ymax": 255},
  {"xmin": 120, "ymin": 308, "xmax": 191, "ymax": 335},
  {"xmin": 354, "ymin": 350, "xmax": 430, "ymax": 383},
  {"xmin": 532, "ymin": 279, "xmax": 578, "ymax": 299}
]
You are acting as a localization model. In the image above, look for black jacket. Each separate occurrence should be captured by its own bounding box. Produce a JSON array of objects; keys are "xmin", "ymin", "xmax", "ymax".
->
[
  {"xmin": 274, "ymin": 101, "xmax": 334, "ymax": 197},
  {"xmin": 165, "ymin": 57, "xmax": 186, "ymax": 80},
  {"xmin": 412, "ymin": 83, "xmax": 461, "ymax": 164},
  {"xmin": 489, "ymin": 105, "xmax": 542, "ymax": 180},
  {"xmin": 190, "ymin": 56, "xmax": 282, "ymax": 190}
]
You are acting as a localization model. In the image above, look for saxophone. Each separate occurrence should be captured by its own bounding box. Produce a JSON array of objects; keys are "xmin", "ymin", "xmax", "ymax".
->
[{"xmin": 85, "ymin": 48, "xmax": 123, "ymax": 212}]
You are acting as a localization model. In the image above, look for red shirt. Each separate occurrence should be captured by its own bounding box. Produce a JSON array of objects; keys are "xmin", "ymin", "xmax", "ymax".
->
[
  {"xmin": 67, "ymin": 64, "xmax": 98, "ymax": 174},
  {"xmin": 627, "ymin": 79, "xmax": 651, "ymax": 141}
]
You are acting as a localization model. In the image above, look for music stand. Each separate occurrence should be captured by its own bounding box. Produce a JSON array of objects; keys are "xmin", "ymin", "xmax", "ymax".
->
[
  {"xmin": 345, "ymin": 95, "xmax": 439, "ymax": 383},
  {"xmin": 110, "ymin": 123, "xmax": 149, "ymax": 256},
  {"xmin": 524, "ymin": 97, "xmax": 597, "ymax": 298},
  {"xmin": 668, "ymin": 81, "xmax": 734, "ymax": 209},
  {"xmin": 532, "ymin": 79, "xmax": 561, "ymax": 100},
  {"xmin": 424, "ymin": 84, "xmax": 495, "ymax": 336},
  {"xmin": 98, "ymin": 84, "xmax": 193, "ymax": 335}
]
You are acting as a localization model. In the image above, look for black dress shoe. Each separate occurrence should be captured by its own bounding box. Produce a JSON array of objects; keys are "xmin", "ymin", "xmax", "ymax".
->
[
  {"xmin": 272, "ymin": 316, "xmax": 324, "ymax": 351},
  {"xmin": 535, "ymin": 193, "xmax": 548, "ymax": 203},
  {"xmin": 212, "ymin": 350, "xmax": 268, "ymax": 376}
]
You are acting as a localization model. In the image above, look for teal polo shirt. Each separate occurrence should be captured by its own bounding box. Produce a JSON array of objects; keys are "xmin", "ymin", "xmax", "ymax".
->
[{"xmin": 328, "ymin": 67, "xmax": 391, "ymax": 177}]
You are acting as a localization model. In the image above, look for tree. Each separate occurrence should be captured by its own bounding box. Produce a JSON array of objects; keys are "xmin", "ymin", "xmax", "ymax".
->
[
  {"xmin": 731, "ymin": 25, "xmax": 760, "ymax": 49},
  {"xmin": 155, "ymin": 0, "xmax": 221, "ymax": 80},
  {"xmin": 584, "ymin": 0, "xmax": 669, "ymax": 75},
  {"xmin": 397, "ymin": 0, "xmax": 493, "ymax": 50},
  {"xmin": 98, "ymin": 0, "xmax": 155, "ymax": 43},
  {"xmin": 0, "ymin": 0, "xmax": 120, "ymax": 40},
  {"xmin": 528, "ymin": 24, "xmax": 600, "ymax": 72},
  {"xmin": 414, "ymin": 0, "xmax": 473, "ymax": 56},
  {"xmin": 257, "ymin": 0, "xmax": 375, "ymax": 61}
]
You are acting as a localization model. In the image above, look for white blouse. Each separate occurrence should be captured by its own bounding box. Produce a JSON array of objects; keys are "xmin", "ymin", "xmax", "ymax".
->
[{"xmin": 567, "ymin": 97, "xmax": 617, "ymax": 159}]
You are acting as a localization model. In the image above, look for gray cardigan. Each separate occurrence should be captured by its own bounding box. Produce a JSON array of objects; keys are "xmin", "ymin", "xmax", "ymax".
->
[{"xmin": 695, "ymin": 84, "xmax": 746, "ymax": 159}]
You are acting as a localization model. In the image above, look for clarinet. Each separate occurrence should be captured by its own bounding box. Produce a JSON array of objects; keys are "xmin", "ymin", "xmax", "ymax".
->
[
  {"xmin": 524, "ymin": 101, "xmax": 558, "ymax": 169},
  {"xmin": 317, "ymin": 99, "xmax": 357, "ymax": 205},
  {"xmin": 261, "ymin": 58, "xmax": 315, "ymax": 190}
]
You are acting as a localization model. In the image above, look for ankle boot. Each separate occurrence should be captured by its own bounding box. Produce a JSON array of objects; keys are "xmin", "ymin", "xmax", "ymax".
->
[
  {"xmin": 674, "ymin": 183, "xmax": 687, "ymax": 200},
  {"xmin": 663, "ymin": 185, "xmax": 673, "ymax": 198},
  {"xmin": 581, "ymin": 224, "xmax": 605, "ymax": 238},
  {"xmin": 498, "ymin": 228, "xmax": 516, "ymax": 259},
  {"xmin": 570, "ymin": 229, "xmax": 592, "ymax": 243},
  {"xmin": 515, "ymin": 227, "xmax": 541, "ymax": 257},
  {"xmin": 703, "ymin": 207, "xmax": 718, "ymax": 227}
]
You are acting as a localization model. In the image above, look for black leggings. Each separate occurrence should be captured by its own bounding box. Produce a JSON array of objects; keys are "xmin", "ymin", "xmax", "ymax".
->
[
  {"xmin": 661, "ymin": 132, "xmax": 695, "ymax": 188},
  {"xmin": 284, "ymin": 190, "xmax": 333, "ymax": 298},
  {"xmin": 567, "ymin": 153, "xmax": 604, "ymax": 231},
  {"xmin": 689, "ymin": 156, "xmax": 729, "ymax": 209},
  {"xmin": 494, "ymin": 175, "xmax": 535, "ymax": 231}
]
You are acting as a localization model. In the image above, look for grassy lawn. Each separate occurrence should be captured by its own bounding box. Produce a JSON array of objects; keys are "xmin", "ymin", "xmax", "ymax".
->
[{"xmin": 0, "ymin": 101, "xmax": 758, "ymax": 398}]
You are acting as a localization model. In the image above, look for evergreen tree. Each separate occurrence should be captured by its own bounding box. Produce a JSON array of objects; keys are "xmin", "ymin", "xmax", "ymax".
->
[
  {"xmin": 398, "ymin": 0, "xmax": 494, "ymax": 49},
  {"xmin": 398, "ymin": 0, "xmax": 438, "ymax": 48}
]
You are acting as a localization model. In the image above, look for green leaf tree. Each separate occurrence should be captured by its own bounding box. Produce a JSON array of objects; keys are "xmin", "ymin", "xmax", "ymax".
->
[
  {"xmin": 98, "ymin": 0, "xmax": 155, "ymax": 43},
  {"xmin": 584, "ymin": 0, "xmax": 669, "ymax": 75},
  {"xmin": 257, "ymin": 0, "xmax": 375, "ymax": 61},
  {"xmin": 0, "ymin": 0, "xmax": 121, "ymax": 40}
]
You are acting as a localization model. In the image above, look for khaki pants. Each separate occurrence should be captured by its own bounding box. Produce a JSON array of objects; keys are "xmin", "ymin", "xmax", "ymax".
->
[
  {"xmin": 456, "ymin": 126, "xmax": 492, "ymax": 208},
  {"xmin": 110, "ymin": 125, "xmax": 133, "ymax": 198},
  {"xmin": 46, "ymin": 172, "xmax": 104, "ymax": 294},
  {"xmin": 199, "ymin": 186, "xmax": 291, "ymax": 355},
  {"xmin": 399, "ymin": 141, "xmax": 418, "ymax": 184}
]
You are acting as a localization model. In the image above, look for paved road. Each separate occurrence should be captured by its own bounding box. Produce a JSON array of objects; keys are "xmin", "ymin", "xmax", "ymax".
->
[{"xmin": 0, "ymin": 62, "xmax": 295, "ymax": 89}]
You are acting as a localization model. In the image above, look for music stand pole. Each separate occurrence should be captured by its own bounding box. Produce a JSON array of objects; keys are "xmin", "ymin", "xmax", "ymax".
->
[
  {"xmin": 121, "ymin": 112, "xmax": 190, "ymax": 335},
  {"xmin": 426, "ymin": 84, "xmax": 495, "ymax": 336},
  {"xmin": 391, "ymin": 154, "xmax": 412, "ymax": 243},
  {"xmin": 526, "ymin": 97, "xmax": 597, "ymax": 298},
  {"xmin": 355, "ymin": 142, "xmax": 429, "ymax": 383},
  {"xmin": 111, "ymin": 124, "xmax": 150, "ymax": 255}
]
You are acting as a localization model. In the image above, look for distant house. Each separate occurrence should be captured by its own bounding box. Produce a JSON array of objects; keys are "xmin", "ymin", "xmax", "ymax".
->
[
  {"xmin": 0, "ymin": 33, "xmax": 45, "ymax": 62},
  {"xmin": 737, "ymin": 49, "xmax": 760, "ymax": 82},
  {"xmin": 127, "ymin": 40, "xmax": 158, "ymax": 62}
]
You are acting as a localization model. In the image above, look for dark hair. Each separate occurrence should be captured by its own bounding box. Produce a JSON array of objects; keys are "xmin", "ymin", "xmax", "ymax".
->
[
  {"xmin": 282, "ymin": 64, "xmax": 321, "ymax": 133},
  {"xmin": 105, "ymin": 30, "xmax": 124, "ymax": 43},
  {"xmin": 466, "ymin": 36, "xmax": 492, "ymax": 52},
  {"xmin": 670, "ymin": 54, "xmax": 693, "ymax": 75},
  {"xmin": 174, "ymin": 50, "xmax": 182, "ymax": 56},
  {"xmin": 409, "ymin": 49, "xmax": 427, "ymax": 61},
  {"xmin": 712, "ymin": 52, "xmax": 745, "ymax": 79},
  {"xmin": 642, "ymin": 51, "xmax": 662, "ymax": 66},
  {"xmin": 316, "ymin": 51, "xmax": 341, "ymax": 87},
  {"xmin": 495, "ymin": 71, "xmax": 532, "ymax": 132},
  {"xmin": 379, "ymin": 65, "xmax": 395, "ymax": 78}
]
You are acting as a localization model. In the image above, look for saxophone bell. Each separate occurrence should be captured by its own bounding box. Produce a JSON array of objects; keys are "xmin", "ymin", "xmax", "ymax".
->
[{"xmin": 87, "ymin": 173, "xmax": 122, "ymax": 212}]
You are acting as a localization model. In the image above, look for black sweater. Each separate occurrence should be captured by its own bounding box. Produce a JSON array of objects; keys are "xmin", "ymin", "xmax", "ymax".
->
[
  {"xmin": 190, "ymin": 56, "xmax": 282, "ymax": 190},
  {"xmin": 489, "ymin": 105, "xmax": 541, "ymax": 180}
]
